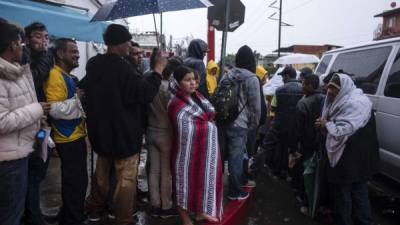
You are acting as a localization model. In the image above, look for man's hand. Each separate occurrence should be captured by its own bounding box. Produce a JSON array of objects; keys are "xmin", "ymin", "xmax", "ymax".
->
[
  {"xmin": 315, "ymin": 117, "xmax": 328, "ymax": 129},
  {"xmin": 39, "ymin": 102, "xmax": 51, "ymax": 115},
  {"xmin": 288, "ymin": 152, "xmax": 302, "ymax": 168},
  {"xmin": 76, "ymin": 88, "xmax": 85, "ymax": 99}
]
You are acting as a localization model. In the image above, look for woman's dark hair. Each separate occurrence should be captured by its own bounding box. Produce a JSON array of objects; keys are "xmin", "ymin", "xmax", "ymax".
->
[
  {"xmin": 0, "ymin": 22, "xmax": 23, "ymax": 54},
  {"xmin": 150, "ymin": 47, "xmax": 161, "ymax": 70},
  {"xmin": 162, "ymin": 56, "xmax": 183, "ymax": 80},
  {"xmin": 173, "ymin": 65, "xmax": 193, "ymax": 83}
]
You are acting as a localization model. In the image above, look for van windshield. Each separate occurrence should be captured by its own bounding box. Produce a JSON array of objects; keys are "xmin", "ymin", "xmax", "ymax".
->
[{"xmin": 315, "ymin": 55, "xmax": 332, "ymax": 75}]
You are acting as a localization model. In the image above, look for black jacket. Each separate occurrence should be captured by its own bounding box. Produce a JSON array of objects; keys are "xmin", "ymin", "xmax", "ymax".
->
[
  {"xmin": 326, "ymin": 113, "xmax": 380, "ymax": 184},
  {"xmin": 273, "ymin": 79, "xmax": 303, "ymax": 149},
  {"xmin": 22, "ymin": 47, "xmax": 54, "ymax": 102},
  {"xmin": 258, "ymin": 78, "xmax": 267, "ymax": 126},
  {"xmin": 184, "ymin": 39, "xmax": 209, "ymax": 99},
  {"xmin": 295, "ymin": 92, "xmax": 325, "ymax": 157},
  {"xmin": 84, "ymin": 53, "xmax": 161, "ymax": 158}
]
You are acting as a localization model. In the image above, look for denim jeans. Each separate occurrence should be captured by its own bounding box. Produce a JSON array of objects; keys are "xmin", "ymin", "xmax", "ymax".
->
[
  {"xmin": 24, "ymin": 148, "xmax": 51, "ymax": 225},
  {"xmin": 0, "ymin": 157, "xmax": 28, "ymax": 225},
  {"xmin": 332, "ymin": 182, "xmax": 372, "ymax": 225},
  {"xmin": 243, "ymin": 128, "xmax": 258, "ymax": 182},
  {"xmin": 225, "ymin": 126, "xmax": 248, "ymax": 197}
]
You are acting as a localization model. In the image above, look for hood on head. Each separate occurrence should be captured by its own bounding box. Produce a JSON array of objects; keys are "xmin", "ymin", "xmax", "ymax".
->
[
  {"xmin": 256, "ymin": 65, "xmax": 267, "ymax": 80},
  {"xmin": 187, "ymin": 39, "xmax": 208, "ymax": 60},
  {"xmin": 0, "ymin": 57, "xmax": 23, "ymax": 81},
  {"xmin": 235, "ymin": 45, "xmax": 256, "ymax": 73},
  {"xmin": 207, "ymin": 60, "xmax": 219, "ymax": 72},
  {"xmin": 336, "ymin": 73, "xmax": 356, "ymax": 96}
]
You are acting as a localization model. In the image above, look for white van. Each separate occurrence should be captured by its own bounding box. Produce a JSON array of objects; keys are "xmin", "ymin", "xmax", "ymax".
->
[{"xmin": 315, "ymin": 37, "xmax": 400, "ymax": 186}]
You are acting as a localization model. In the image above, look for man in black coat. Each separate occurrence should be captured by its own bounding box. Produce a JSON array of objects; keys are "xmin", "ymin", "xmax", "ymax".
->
[
  {"xmin": 270, "ymin": 66, "xmax": 304, "ymax": 177},
  {"xmin": 22, "ymin": 22, "xmax": 54, "ymax": 225},
  {"xmin": 84, "ymin": 24, "xmax": 162, "ymax": 225},
  {"xmin": 251, "ymin": 66, "xmax": 303, "ymax": 178},
  {"xmin": 290, "ymin": 74, "xmax": 325, "ymax": 211},
  {"xmin": 183, "ymin": 39, "xmax": 209, "ymax": 99}
]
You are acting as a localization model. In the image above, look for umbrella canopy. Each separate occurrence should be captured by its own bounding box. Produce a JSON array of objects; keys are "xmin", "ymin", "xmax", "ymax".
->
[
  {"xmin": 91, "ymin": 0, "xmax": 213, "ymax": 21},
  {"xmin": 274, "ymin": 53, "xmax": 320, "ymax": 65}
]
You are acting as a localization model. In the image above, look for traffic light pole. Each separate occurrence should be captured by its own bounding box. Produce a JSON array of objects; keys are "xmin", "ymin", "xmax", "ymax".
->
[{"xmin": 219, "ymin": 0, "xmax": 231, "ymax": 76}]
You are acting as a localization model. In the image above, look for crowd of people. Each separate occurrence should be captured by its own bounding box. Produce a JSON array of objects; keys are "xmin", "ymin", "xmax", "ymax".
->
[{"xmin": 0, "ymin": 18, "xmax": 380, "ymax": 225}]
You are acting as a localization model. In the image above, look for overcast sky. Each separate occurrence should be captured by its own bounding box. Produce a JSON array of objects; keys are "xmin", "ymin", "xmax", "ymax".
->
[{"xmin": 127, "ymin": 0, "xmax": 395, "ymax": 59}]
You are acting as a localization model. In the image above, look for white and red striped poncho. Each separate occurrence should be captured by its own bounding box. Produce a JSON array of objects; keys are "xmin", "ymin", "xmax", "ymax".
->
[{"xmin": 168, "ymin": 79, "xmax": 223, "ymax": 219}]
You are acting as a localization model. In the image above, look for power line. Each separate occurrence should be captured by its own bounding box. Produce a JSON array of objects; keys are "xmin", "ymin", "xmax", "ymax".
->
[{"xmin": 284, "ymin": 0, "xmax": 314, "ymax": 14}]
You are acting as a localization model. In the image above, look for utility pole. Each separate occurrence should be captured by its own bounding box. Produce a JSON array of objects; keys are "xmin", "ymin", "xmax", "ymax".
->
[
  {"xmin": 278, "ymin": 0, "xmax": 282, "ymax": 57},
  {"xmin": 268, "ymin": 0, "xmax": 292, "ymax": 57}
]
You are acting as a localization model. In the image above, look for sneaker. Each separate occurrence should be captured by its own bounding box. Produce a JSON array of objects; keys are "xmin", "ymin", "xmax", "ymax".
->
[
  {"xmin": 150, "ymin": 207, "xmax": 161, "ymax": 218},
  {"xmin": 241, "ymin": 180, "xmax": 256, "ymax": 188},
  {"xmin": 87, "ymin": 212, "xmax": 101, "ymax": 222},
  {"xmin": 159, "ymin": 208, "xmax": 179, "ymax": 219},
  {"xmin": 227, "ymin": 191, "xmax": 249, "ymax": 201},
  {"xmin": 107, "ymin": 213, "xmax": 115, "ymax": 220},
  {"xmin": 300, "ymin": 206, "xmax": 309, "ymax": 215}
]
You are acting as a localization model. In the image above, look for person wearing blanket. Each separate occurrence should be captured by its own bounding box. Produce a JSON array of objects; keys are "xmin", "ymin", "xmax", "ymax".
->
[
  {"xmin": 43, "ymin": 38, "xmax": 87, "ymax": 225},
  {"xmin": 315, "ymin": 73, "xmax": 380, "ymax": 225}
]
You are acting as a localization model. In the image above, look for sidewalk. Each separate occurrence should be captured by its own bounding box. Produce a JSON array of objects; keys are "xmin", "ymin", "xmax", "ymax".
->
[{"xmin": 40, "ymin": 149, "xmax": 254, "ymax": 225}]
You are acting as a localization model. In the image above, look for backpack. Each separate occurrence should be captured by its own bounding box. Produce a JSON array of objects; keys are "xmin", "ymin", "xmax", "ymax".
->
[{"xmin": 213, "ymin": 70, "xmax": 248, "ymax": 124}]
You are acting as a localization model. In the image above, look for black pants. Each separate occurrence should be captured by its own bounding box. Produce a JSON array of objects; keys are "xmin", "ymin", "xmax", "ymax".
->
[
  {"xmin": 0, "ymin": 158, "xmax": 28, "ymax": 225},
  {"xmin": 57, "ymin": 138, "xmax": 88, "ymax": 225},
  {"xmin": 24, "ymin": 148, "xmax": 51, "ymax": 225},
  {"xmin": 332, "ymin": 182, "xmax": 372, "ymax": 225},
  {"xmin": 252, "ymin": 126, "xmax": 285, "ymax": 175}
]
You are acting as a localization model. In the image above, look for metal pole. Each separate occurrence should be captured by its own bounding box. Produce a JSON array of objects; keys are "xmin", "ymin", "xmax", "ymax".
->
[
  {"xmin": 160, "ymin": 12, "xmax": 163, "ymax": 37},
  {"xmin": 161, "ymin": 12, "xmax": 164, "ymax": 50},
  {"xmin": 219, "ymin": 0, "xmax": 231, "ymax": 77},
  {"xmin": 207, "ymin": 21, "xmax": 215, "ymax": 62},
  {"xmin": 152, "ymin": 13, "xmax": 159, "ymax": 47},
  {"xmin": 278, "ymin": 0, "xmax": 282, "ymax": 57}
]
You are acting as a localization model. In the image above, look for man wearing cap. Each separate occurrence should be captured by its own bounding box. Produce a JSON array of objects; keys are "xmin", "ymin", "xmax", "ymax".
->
[
  {"xmin": 84, "ymin": 24, "xmax": 162, "ymax": 225},
  {"xmin": 255, "ymin": 66, "xmax": 303, "ymax": 179}
]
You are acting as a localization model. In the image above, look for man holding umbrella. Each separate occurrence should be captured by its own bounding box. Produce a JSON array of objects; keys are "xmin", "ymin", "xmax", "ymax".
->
[{"xmin": 84, "ymin": 24, "xmax": 162, "ymax": 225}]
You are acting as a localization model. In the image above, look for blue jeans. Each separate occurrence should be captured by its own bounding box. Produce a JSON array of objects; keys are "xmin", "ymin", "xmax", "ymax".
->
[
  {"xmin": 0, "ymin": 157, "xmax": 28, "ymax": 225},
  {"xmin": 24, "ymin": 148, "xmax": 51, "ymax": 225},
  {"xmin": 333, "ymin": 182, "xmax": 372, "ymax": 225},
  {"xmin": 225, "ymin": 126, "xmax": 248, "ymax": 197}
]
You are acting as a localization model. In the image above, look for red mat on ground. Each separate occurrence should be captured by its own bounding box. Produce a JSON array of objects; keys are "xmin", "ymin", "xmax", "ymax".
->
[{"xmin": 203, "ymin": 187, "xmax": 254, "ymax": 225}]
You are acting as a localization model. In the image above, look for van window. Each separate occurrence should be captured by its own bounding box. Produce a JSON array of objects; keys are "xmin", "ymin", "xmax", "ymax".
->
[
  {"xmin": 384, "ymin": 49, "xmax": 400, "ymax": 98},
  {"xmin": 330, "ymin": 46, "xmax": 392, "ymax": 94},
  {"xmin": 315, "ymin": 55, "xmax": 332, "ymax": 75}
]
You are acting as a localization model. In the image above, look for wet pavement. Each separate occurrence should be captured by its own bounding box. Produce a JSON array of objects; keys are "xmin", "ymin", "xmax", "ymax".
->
[
  {"xmin": 40, "ymin": 149, "xmax": 399, "ymax": 225},
  {"xmin": 242, "ymin": 169, "xmax": 400, "ymax": 225}
]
